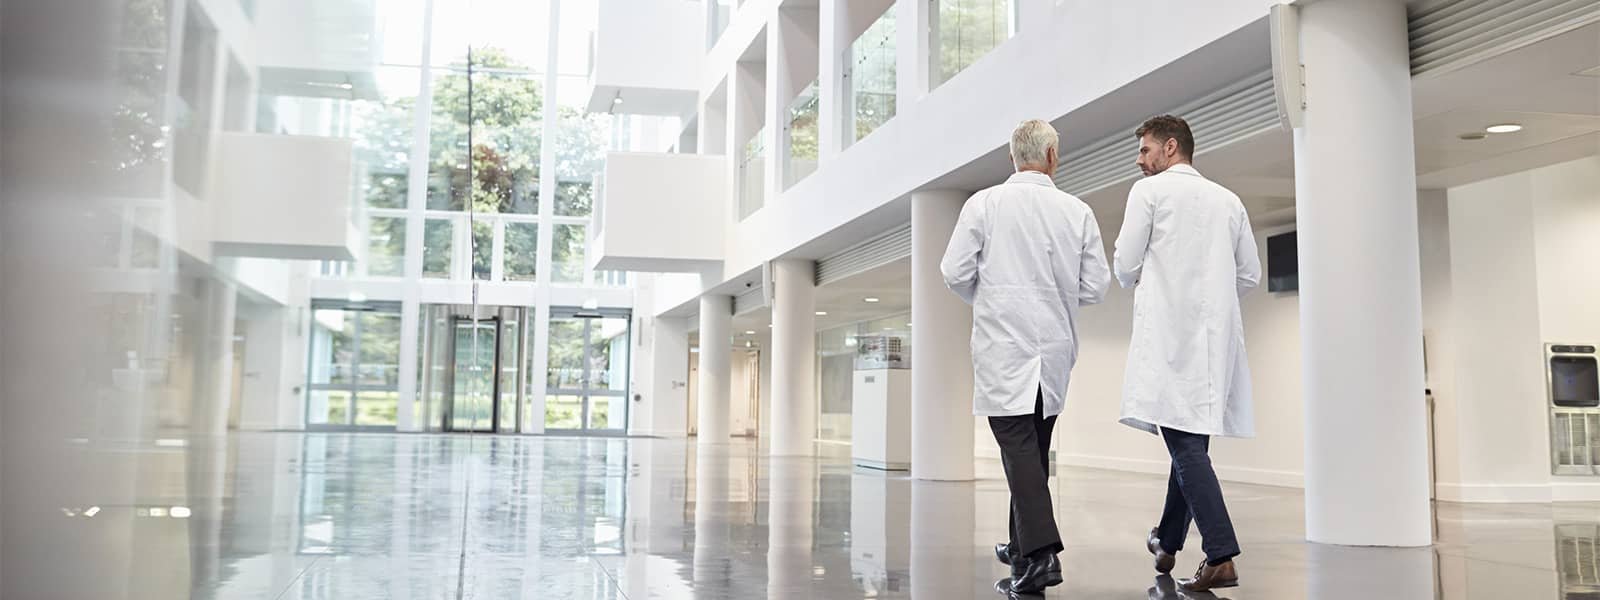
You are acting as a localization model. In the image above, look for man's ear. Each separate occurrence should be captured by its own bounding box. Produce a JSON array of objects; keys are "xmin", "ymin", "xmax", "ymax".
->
[{"xmin": 1165, "ymin": 137, "xmax": 1179, "ymax": 157}]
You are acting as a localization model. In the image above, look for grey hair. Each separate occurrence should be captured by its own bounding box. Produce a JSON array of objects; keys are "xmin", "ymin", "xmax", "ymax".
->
[{"xmin": 1010, "ymin": 119, "xmax": 1059, "ymax": 170}]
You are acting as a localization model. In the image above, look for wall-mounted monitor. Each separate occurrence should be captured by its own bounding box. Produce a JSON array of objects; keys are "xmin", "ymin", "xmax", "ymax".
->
[{"xmin": 1267, "ymin": 231, "xmax": 1298, "ymax": 292}]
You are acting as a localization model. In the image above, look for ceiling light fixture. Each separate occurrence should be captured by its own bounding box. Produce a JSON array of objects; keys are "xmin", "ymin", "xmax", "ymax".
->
[
  {"xmin": 1485, "ymin": 123, "xmax": 1522, "ymax": 134},
  {"xmin": 864, "ymin": 297, "xmax": 880, "ymax": 303},
  {"xmin": 815, "ymin": 311, "xmax": 828, "ymax": 316},
  {"xmin": 745, "ymin": 330, "xmax": 756, "ymax": 335}
]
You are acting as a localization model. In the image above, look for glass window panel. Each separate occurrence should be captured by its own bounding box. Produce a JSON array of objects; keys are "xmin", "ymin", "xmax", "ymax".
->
[
  {"xmin": 358, "ymin": 312, "xmax": 402, "ymax": 387},
  {"xmin": 354, "ymin": 67, "xmax": 421, "ymax": 209},
  {"xmin": 591, "ymin": 318, "xmax": 629, "ymax": 392},
  {"xmin": 452, "ymin": 321, "xmax": 497, "ymax": 431},
  {"xmin": 498, "ymin": 318, "xmax": 521, "ymax": 432},
  {"xmin": 850, "ymin": 7, "xmax": 897, "ymax": 143},
  {"xmin": 936, "ymin": 0, "xmax": 1012, "ymax": 86},
  {"xmin": 366, "ymin": 216, "xmax": 406, "ymax": 277},
  {"xmin": 173, "ymin": 12, "xmax": 217, "ymax": 197},
  {"xmin": 427, "ymin": 67, "xmax": 543, "ymax": 215},
  {"xmin": 131, "ymin": 206, "xmax": 163, "ymax": 268},
  {"xmin": 545, "ymin": 394, "xmax": 582, "ymax": 430},
  {"xmin": 354, "ymin": 390, "xmax": 399, "ymax": 426},
  {"xmin": 786, "ymin": 81, "xmax": 819, "ymax": 189},
  {"xmin": 311, "ymin": 309, "xmax": 356, "ymax": 384},
  {"xmin": 309, "ymin": 390, "xmax": 352, "ymax": 426},
  {"xmin": 504, "ymin": 222, "xmax": 538, "ymax": 281},
  {"xmin": 555, "ymin": 79, "xmax": 609, "ymax": 217},
  {"xmin": 546, "ymin": 320, "xmax": 585, "ymax": 388},
  {"xmin": 423, "ymin": 218, "xmax": 453, "ymax": 278},
  {"xmin": 588, "ymin": 396, "xmax": 623, "ymax": 430},
  {"xmin": 552, "ymin": 224, "xmax": 586, "ymax": 284},
  {"xmin": 472, "ymin": 219, "xmax": 493, "ymax": 280},
  {"xmin": 740, "ymin": 128, "xmax": 766, "ymax": 219}
]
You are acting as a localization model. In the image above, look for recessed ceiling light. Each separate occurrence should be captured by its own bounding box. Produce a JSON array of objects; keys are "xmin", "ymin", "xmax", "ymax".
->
[
  {"xmin": 1458, "ymin": 132, "xmax": 1487, "ymax": 141},
  {"xmin": 612, "ymin": 96, "xmax": 623, "ymax": 104},
  {"xmin": 906, "ymin": 323, "xmax": 913, "ymax": 328},
  {"xmin": 1485, "ymin": 123, "xmax": 1522, "ymax": 134},
  {"xmin": 744, "ymin": 330, "xmax": 755, "ymax": 335},
  {"xmin": 815, "ymin": 311, "xmax": 828, "ymax": 316},
  {"xmin": 864, "ymin": 297, "xmax": 880, "ymax": 303}
]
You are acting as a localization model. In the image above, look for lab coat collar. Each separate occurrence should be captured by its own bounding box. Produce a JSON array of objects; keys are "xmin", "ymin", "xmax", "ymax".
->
[
  {"xmin": 1006, "ymin": 170, "xmax": 1056, "ymax": 187},
  {"xmin": 1164, "ymin": 163, "xmax": 1203, "ymax": 178}
]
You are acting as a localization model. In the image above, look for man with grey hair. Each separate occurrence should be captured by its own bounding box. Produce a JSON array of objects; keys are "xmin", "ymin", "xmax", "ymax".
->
[{"xmin": 942, "ymin": 119, "xmax": 1112, "ymax": 595}]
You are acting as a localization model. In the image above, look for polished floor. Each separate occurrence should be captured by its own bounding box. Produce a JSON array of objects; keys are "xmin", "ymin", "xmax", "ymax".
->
[{"xmin": 122, "ymin": 432, "xmax": 1600, "ymax": 598}]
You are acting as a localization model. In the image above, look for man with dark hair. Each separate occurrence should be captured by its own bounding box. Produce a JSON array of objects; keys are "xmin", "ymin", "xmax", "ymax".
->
[{"xmin": 1115, "ymin": 115, "xmax": 1261, "ymax": 592}]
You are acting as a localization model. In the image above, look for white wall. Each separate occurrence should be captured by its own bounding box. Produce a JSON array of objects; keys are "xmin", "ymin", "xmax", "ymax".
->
[
  {"xmin": 648, "ymin": 315, "xmax": 691, "ymax": 436},
  {"xmin": 1435, "ymin": 155, "xmax": 1600, "ymax": 502},
  {"xmin": 595, "ymin": 152, "xmax": 728, "ymax": 272},
  {"xmin": 595, "ymin": 0, "xmax": 703, "ymax": 94}
]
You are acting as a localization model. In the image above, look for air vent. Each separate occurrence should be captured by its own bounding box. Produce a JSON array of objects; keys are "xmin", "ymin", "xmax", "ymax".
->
[
  {"xmin": 815, "ymin": 225, "xmax": 912, "ymax": 286},
  {"xmin": 1053, "ymin": 71, "xmax": 1278, "ymax": 198},
  {"xmin": 1409, "ymin": 0, "xmax": 1600, "ymax": 77}
]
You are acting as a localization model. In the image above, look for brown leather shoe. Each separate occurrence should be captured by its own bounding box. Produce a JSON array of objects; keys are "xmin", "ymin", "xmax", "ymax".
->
[
  {"xmin": 1178, "ymin": 559, "xmax": 1238, "ymax": 592},
  {"xmin": 1146, "ymin": 528, "xmax": 1176, "ymax": 574}
]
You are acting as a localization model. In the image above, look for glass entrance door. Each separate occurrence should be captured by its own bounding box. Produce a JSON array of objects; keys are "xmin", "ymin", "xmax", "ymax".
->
[
  {"xmin": 545, "ymin": 309, "xmax": 631, "ymax": 433},
  {"xmin": 447, "ymin": 317, "xmax": 498, "ymax": 432}
]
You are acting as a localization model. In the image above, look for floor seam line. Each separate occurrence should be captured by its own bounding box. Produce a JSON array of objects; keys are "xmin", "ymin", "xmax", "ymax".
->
[
  {"xmin": 270, "ymin": 555, "xmax": 323, "ymax": 600},
  {"xmin": 590, "ymin": 554, "xmax": 630, "ymax": 600}
]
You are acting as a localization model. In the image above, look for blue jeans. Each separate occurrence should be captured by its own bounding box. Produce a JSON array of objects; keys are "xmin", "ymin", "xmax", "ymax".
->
[{"xmin": 1155, "ymin": 427, "xmax": 1240, "ymax": 565}]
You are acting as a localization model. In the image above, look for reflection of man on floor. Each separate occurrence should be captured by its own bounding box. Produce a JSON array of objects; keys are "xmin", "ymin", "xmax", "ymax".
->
[{"xmin": 941, "ymin": 119, "xmax": 1111, "ymax": 595}]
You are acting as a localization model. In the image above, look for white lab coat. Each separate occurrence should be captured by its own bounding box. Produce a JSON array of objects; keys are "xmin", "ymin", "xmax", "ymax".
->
[
  {"xmin": 1113, "ymin": 164, "xmax": 1261, "ymax": 438},
  {"xmin": 941, "ymin": 171, "xmax": 1112, "ymax": 417}
]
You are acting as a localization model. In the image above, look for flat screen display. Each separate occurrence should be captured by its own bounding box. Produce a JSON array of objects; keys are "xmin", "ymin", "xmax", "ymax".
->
[
  {"xmin": 1267, "ymin": 231, "xmax": 1298, "ymax": 292},
  {"xmin": 1552, "ymin": 356, "xmax": 1599, "ymax": 407}
]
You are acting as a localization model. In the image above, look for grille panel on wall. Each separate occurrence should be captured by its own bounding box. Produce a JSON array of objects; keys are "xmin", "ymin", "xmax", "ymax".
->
[
  {"xmin": 1053, "ymin": 70, "xmax": 1278, "ymax": 198},
  {"xmin": 1553, "ymin": 411, "xmax": 1600, "ymax": 472},
  {"xmin": 815, "ymin": 225, "xmax": 912, "ymax": 286},
  {"xmin": 1408, "ymin": 0, "xmax": 1600, "ymax": 77}
]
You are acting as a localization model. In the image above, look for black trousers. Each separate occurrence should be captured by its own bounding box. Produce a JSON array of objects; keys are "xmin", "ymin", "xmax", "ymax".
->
[
  {"xmin": 988, "ymin": 389, "xmax": 1062, "ymax": 558},
  {"xmin": 1154, "ymin": 427, "xmax": 1240, "ymax": 565}
]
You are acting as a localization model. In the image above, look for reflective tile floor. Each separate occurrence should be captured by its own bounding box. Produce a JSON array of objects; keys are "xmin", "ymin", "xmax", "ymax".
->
[{"xmin": 93, "ymin": 433, "xmax": 1600, "ymax": 598}]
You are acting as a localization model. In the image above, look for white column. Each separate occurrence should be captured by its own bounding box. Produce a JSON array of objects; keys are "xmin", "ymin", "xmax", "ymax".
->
[
  {"xmin": 697, "ymin": 294, "xmax": 734, "ymax": 442},
  {"xmin": 770, "ymin": 259, "xmax": 817, "ymax": 456},
  {"xmin": 1294, "ymin": 0, "xmax": 1431, "ymax": 547},
  {"xmin": 910, "ymin": 190, "xmax": 974, "ymax": 481}
]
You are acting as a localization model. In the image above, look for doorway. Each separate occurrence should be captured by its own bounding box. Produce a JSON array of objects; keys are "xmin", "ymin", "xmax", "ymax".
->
[
  {"xmin": 544, "ymin": 308, "xmax": 632, "ymax": 434},
  {"xmin": 420, "ymin": 304, "xmax": 530, "ymax": 433}
]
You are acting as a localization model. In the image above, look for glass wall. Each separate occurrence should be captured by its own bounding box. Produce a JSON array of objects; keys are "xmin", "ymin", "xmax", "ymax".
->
[
  {"xmin": 815, "ymin": 312, "xmax": 912, "ymax": 444},
  {"xmin": 847, "ymin": 6, "xmax": 897, "ymax": 145},
  {"xmin": 307, "ymin": 302, "xmax": 405, "ymax": 428},
  {"xmin": 786, "ymin": 81, "xmax": 820, "ymax": 189},
  {"xmin": 740, "ymin": 127, "xmax": 766, "ymax": 219},
  {"xmin": 935, "ymin": 0, "xmax": 1013, "ymax": 87}
]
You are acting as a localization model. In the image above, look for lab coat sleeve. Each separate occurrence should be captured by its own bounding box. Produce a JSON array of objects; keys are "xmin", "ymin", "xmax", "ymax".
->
[
  {"xmin": 940, "ymin": 194, "xmax": 985, "ymax": 305},
  {"xmin": 1233, "ymin": 206, "xmax": 1262, "ymax": 297},
  {"xmin": 1078, "ymin": 212, "xmax": 1112, "ymax": 306},
  {"xmin": 1113, "ymin": 183, "xmax": 1153, "ymax": 288}
]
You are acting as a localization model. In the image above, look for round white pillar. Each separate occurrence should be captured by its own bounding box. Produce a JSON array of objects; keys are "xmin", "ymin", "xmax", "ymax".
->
[
  {"xmin": 1294, "ymin": 0, "xmax": 1432, "ymax": 547},
  {"xmin": 697, "ymin": 294, "xmax": 734, "ymax": 443},
  {"xmin": 770, "ymin": 259, "xmax": 818, "ymax": 456},
  {"xmin": 911, "ymin": 190, "xmax": 976, "ymax": 481}
]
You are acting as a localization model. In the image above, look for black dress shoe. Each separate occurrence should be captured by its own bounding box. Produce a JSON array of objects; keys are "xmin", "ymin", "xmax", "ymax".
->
[
  {"xmin": 1147, "ymin": 527, "xmax": 1176, "ymax": 574},
  {"xmin": 995, "ymin": 542, "xmax": 1024, "ymax": 577},
  {"xmin": 1009, "ymin": 553, "xmax": 1063, "ymax": 594}
]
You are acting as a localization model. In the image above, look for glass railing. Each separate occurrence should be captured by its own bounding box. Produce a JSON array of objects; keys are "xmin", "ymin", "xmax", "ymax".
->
[
  {"xmin": 785, "ymin": 81, "xmax": 820, "ymax": 189},
  {"xmin": 935, "ymin": 0, "xmax": 1013, "ymax": 87},
  {"xmin": 848, "ymin": 6, "xmax": 896, "ymax": 145},
  {"xmin": 739, "ymin": 127, "xmax": 766, "ymax": 219}
]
